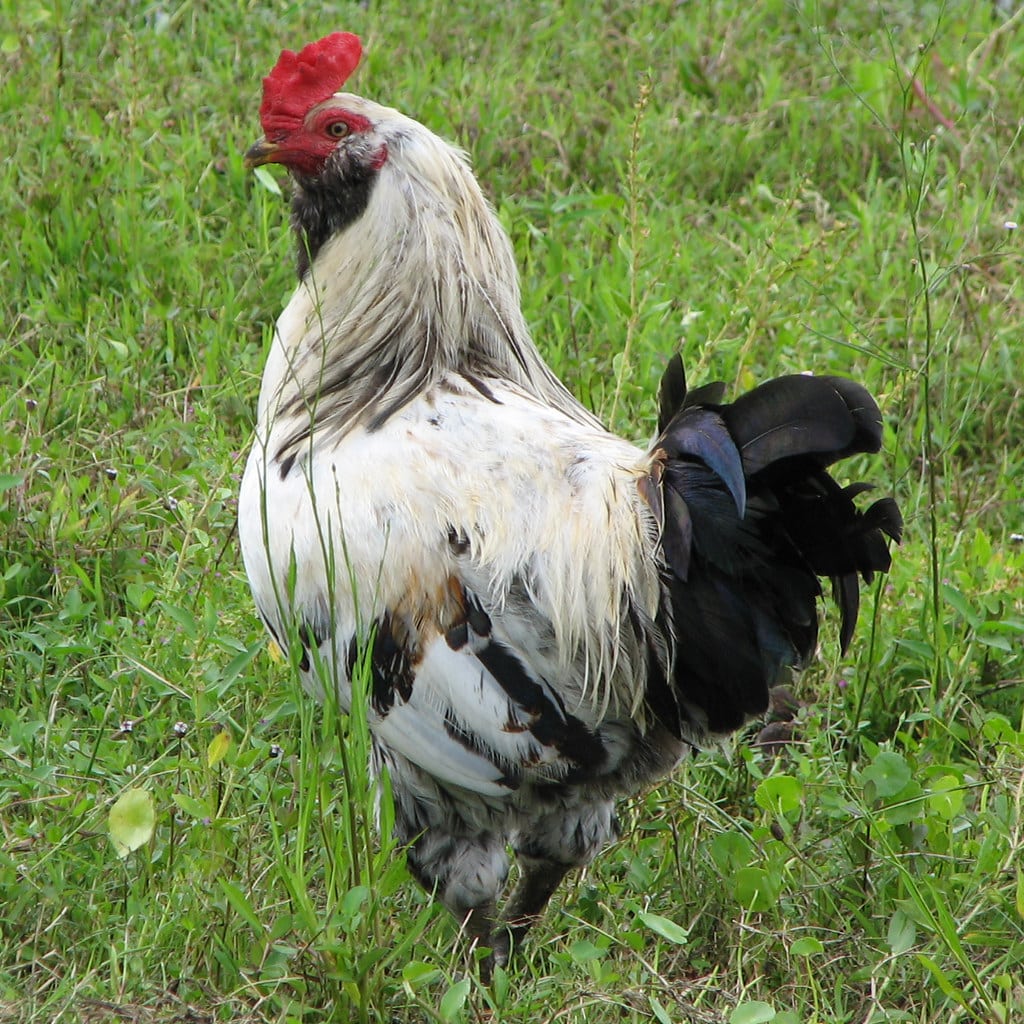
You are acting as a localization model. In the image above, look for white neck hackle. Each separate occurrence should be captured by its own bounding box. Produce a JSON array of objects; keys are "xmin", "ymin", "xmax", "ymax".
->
[{"xmin": 257, "ymin": 98, "xmax": 598, "ymax": 452}]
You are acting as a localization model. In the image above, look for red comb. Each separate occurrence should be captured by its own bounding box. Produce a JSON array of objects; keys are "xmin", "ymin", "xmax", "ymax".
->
[{"xmin": 259, "ymin": 32, "xmax": 363, "ymax": 135}]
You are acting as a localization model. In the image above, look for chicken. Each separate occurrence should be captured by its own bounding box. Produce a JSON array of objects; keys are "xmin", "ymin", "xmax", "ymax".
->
[{"xmin": 238, "ymin": 32, "xmax": 901, "ymax": 967}]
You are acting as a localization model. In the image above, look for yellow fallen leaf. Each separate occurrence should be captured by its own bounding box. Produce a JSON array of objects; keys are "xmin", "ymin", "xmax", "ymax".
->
[
  {"xmin": 207, "ymin": 728, "xmax": 232, "ymax": 767},
  {"xmin": 108, "ymin": 788, "xmax": 156, "ymax": 860}
]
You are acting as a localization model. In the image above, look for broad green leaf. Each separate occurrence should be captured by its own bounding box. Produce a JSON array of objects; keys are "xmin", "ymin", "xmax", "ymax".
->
[
  {"xmin": 569, "ymin": 939, "xmax": 605, "ymax": 962},
  {"xmin": 887, "ymin": 909, "xmax": 917, "ymax": 955},
  {"xmin": 124, "ymin": 582, "xmax": 155, "ymax": 612},
  {"xmin": 755, "ymin": 774, "xmax": 803, "ymax": 816},
  {"xmin": 941, "ymin": 584, "xmax": 979, "ymax": 627},
  {"xmin": 108, "ymin": 788, "xmax": 155, "ymax": 859},
  {"xmin": 981, "ymin": 714, "xmax": 1017, "ymax": 745},
  {"xmin": 790, "ymin": 936, "xmax": 824, "ymax": 957},
  {"xmin": 709, "ymin": 831, "xmax": 754, "ymax": 874},
  {"xmin": 895, "ymin": 637, "xmax": 934, "ymax": 661},
  {"xmin": 976, "ymin": 622, "xmax": 1015, "ymax": 652},
  {"xmin": 342, "ymin": 885, "xmax": 370, "ymax": 922},
  {"xmin": 650, "ymin": 995, "xmax": 672, "ymax": 1024},
  {"xmin": 881, "ymin": 780, "xmax": 925, "ymax": 826},
  {"xmin": 730, "ymin": 1000, "xmax": 776, "ymax": 1024},
  {"xmin": 171, "ymin": 792, "xmax": 211, "ymax": 820},
  {"xmin": 438, "ymin": 977, "xmax": 471, "ymax": 1021},
  {"xmin": 638, "ymin": 911, "xmax": 689, "ymax": 945},
  {"xmin": 402, "ymin": 961, "xmax": 441, "ymax": 990},
  {"xmin": 161, "ymin": 602, "xmax": 198, "ymax": 639},
  {"xmin": 861, "ymin": 750, "xmax": 912, "ymax": 799},
  {"xmin": 732, "ymin": 866, "xmax": 781, "ymax": 912},
  {"xmin": 926, "ymin": 775, "xmax": 964, "ymax": 820}
]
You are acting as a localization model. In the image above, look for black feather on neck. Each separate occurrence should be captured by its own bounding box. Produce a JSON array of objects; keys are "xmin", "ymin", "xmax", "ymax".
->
[{"xmin": 290, "ymin": 164, "xmax": 377, "ymax": 278}]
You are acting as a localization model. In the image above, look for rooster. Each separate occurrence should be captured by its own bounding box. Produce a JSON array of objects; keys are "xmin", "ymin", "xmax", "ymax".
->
[{"xmin": 238, "ymin": 32, "xmax": 901, "ymax": 967}]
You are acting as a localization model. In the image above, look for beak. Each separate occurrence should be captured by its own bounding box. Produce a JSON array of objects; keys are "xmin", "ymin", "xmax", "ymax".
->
[{"xmin": 244, "ymin": 137, "xmax": 281, "ymax": 169}]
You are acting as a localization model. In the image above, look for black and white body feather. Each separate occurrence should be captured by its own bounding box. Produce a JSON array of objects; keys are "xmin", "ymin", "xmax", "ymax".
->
[{"xmin": 239, "ymin": 84, "xmax": 900, "ymax": 964}]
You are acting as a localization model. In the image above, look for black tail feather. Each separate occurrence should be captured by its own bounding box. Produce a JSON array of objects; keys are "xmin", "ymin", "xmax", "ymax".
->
[
  {"xmin": 723, "ymin": 374, "xmax": 884, "ymax": 475},
  {"xmin": 650, "ymin": 356, "xmax": 901, "ymax": 739}
]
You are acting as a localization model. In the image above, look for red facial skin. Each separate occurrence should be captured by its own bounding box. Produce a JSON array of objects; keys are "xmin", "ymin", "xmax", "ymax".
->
[{"xmin": 249, "ymin": 106, "xmax": 375, "ymax": 177}]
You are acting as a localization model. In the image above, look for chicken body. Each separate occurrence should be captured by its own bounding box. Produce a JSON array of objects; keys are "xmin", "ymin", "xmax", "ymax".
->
[
  {"xmin": 242, "ymin": 365, "xmax": 682, "ymax": 945},
  {"xmin": 239, "ymin": 35, "xmax": 900, "ymax": 965}
]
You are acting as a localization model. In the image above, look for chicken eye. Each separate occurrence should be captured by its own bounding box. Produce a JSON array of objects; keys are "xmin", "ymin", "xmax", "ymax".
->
[{"xmin": 326, "ymin": 120, "xmax": 350, "ymax": 139}]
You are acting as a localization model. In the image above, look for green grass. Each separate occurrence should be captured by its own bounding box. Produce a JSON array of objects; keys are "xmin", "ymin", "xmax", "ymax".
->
[{"xmin": 2, "ymin": 0, "xmax": 1023, "ymax": 1021}]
